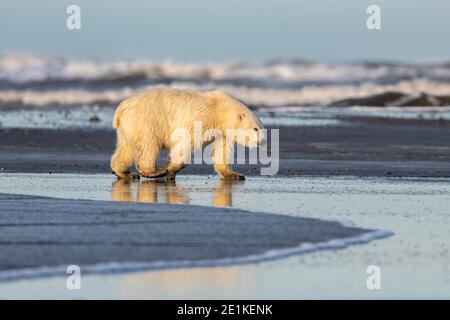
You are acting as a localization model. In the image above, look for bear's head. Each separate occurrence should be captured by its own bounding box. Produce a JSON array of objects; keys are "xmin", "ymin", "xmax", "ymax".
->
[
  {"xmin": 233, "ymin": 108, "xmax": 265, "ymax": 148},
  {"xmin": 217, "ymin": 92, "xmax": 265, "ymax": 148}
]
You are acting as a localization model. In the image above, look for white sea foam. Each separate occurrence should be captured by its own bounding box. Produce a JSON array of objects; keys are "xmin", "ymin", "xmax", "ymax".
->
[
  {"xmin": 225, "ymin": 80, "xmax": 450, "ymax": 106},
  {"xmin": 1, "ymin": 53, "xmax": 449, "ymax": 84},
  {"xmin": 0, "ymin": 87, "xmax": 137, "ymax": 106},
  {"xmin": 3, "ymin": 104, "xmax": 450, "ymax": 129},
  {"xmin": 1, "ymin": 79, "xmax": 450, "ymax": 107},
  {"xmin": 0, "ymin": 228, "xmax": 392, "ymax": 282}
]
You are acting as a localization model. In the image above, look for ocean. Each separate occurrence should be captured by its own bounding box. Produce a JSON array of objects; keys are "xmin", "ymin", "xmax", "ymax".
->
[{"xmin": 1, "ymin": 53, "xmax": 449, "ymax": 129}]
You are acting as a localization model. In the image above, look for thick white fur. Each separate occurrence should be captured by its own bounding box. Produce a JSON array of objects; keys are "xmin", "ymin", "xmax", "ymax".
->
[{"xmin": 111, "ymin": 88, "xmax": 264, "ymax": 180}]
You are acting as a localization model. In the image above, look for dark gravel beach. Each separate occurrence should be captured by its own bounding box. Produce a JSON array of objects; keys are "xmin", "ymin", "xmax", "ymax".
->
[{"xmin": 1, "ymin": 116, "xmax": 450, "ymax": 177}]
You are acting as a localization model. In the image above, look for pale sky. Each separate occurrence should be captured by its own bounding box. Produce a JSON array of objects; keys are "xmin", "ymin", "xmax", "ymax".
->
[{"xmin": 0, "ymin": 0, "xmax": 449, "ymax": 62}]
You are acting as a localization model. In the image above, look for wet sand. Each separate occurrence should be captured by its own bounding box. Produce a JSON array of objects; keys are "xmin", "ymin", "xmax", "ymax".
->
[
  {"xmin": 0, "ymin": 192, "xmax": 378, "ymax": 277},
  {"xmin": 1, "ymin": 116, "xmax": 450, "ymax": 177}
]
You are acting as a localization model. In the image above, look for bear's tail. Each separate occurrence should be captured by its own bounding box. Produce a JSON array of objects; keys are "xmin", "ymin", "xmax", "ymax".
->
[{"xmin": 112, "ymin": 105, "xmax": 124, "ymax": 129}]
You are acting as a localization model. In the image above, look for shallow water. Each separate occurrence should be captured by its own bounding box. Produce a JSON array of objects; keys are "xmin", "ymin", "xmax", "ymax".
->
[
  {"xmin": 0, "ymin": 107, "xmax": 342, "ymax": 129},
  {"xmin": 2, "ymin": 106, "xmax": 450, "ymax": 130},
  {"xmin": 0, "ymin": 173, "xmax": 449, "ymax": 298},
  {"xmin": 1, "ymin": 173, "xmax": 449, "ymax": 210}
]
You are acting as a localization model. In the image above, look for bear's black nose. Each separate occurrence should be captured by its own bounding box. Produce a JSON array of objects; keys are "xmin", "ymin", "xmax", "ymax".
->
[{"xmin": 259, "ymin": 138, "xmax": 267, "ymax": 147}]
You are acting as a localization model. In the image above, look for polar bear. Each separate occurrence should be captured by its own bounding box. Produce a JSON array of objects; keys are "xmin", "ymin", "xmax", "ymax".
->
[{"xmin": 111, "ymin": 88, "xmax": 264, "ymax": 180}]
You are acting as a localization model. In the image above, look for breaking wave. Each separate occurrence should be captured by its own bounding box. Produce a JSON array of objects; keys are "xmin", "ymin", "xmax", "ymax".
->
[
  {"xmin": 0, "ymin": 53, "xmax": 449, "ymax": 108},
  {"xmin": 1, "ymin": 80, "xmax": 450, "ymax": 108}
]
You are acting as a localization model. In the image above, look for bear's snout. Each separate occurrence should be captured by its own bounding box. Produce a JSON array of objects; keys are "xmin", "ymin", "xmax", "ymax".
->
[
  {"xmin": 258, "ymin": 129, "xmax": 266, "ymax": 144},
  {"xmin": 258, "ymin": 131, "xmax": 267, "ymax": 146}
]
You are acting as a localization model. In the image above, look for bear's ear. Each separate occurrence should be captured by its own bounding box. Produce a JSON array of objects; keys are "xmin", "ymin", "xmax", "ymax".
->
[{"xmin": 238, "ymin": 113, "xmax": 246, "ymax": 121}]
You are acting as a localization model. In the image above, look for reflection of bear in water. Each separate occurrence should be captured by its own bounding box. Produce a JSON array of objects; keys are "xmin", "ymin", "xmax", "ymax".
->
[
  {"xmin": 111, "ymin": 179, "xmax": 239, "ymax": 207},
  {"xmin": 111, "ymin": 179, "xmax": 188, "ymax": 205},
  {"xmin": 111, "ymin": 88, "xmax": 264, "ymax": 181}
]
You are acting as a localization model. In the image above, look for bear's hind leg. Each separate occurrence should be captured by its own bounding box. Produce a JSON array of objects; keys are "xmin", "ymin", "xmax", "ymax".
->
[
  {"xmin": 166, "ymin": 156, "xmax": 188, "ymax": 180},
  {"xmin": 111, "ymin": 132, "xmax": 138, "ymax": 179},
  {"xmin": 166, "ymin": 163, "xmax": 187, "ymax": 180},
  {"xmin": 135, "ymin": 144, "xmax": 168, "ymax": 179},
  {"xmin": 165, "ymin": 142, "xmax": 192, "ymax": 180}
]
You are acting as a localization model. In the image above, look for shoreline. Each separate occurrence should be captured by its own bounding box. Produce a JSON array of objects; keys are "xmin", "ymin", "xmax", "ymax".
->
[
  {"xmin": 0, "ymin": 192, "xmax": 389, "ymax": 281},
  {"xmin": 1, "ymin": 117, "xmax": 450, "ymax": 177},
  {"xmin": 0, "ymin": 229, "xmax": 391, "ymax": 283}
]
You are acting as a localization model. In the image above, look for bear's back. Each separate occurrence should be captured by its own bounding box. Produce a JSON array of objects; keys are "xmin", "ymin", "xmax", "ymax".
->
[
  {"xmin": 116, "ymin": 88, "xmax": 221, "ymax": 136},
  {"xmin": 126, "ymin": 88, "xmax": 215, "ymax": 112}
]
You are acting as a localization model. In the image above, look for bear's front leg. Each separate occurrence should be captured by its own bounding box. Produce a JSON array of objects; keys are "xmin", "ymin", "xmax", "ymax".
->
[
  {"xmin": 213, "ymin": 163, "xmax": 245, "ymax": 180},
  {"xmin": 211, "ymin": 138, "xmax": 245, "ymax": 181}
]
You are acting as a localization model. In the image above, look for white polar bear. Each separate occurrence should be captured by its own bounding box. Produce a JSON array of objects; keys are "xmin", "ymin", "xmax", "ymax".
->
[{"xmin": 111, "ymin": 88, "xmax": 264, "ymax": 180}]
